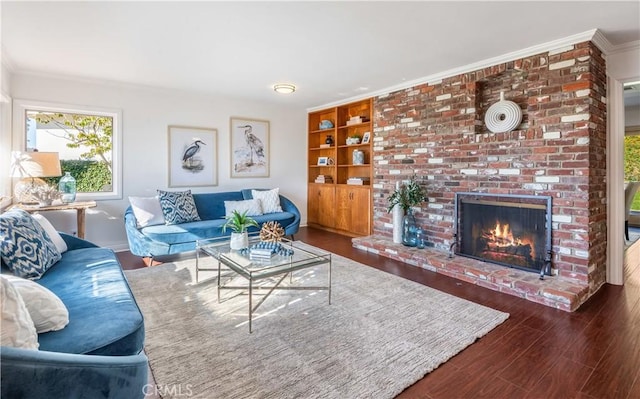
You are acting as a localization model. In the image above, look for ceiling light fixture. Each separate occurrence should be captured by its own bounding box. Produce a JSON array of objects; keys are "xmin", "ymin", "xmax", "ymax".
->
[{"xmin": 273, "ymin": 84, "xmax": 296, "ymax": 94}]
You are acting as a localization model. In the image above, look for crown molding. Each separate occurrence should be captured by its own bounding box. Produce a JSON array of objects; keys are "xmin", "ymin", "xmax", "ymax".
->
[
  {"xmin": 608, "ymin": 40, "xmax": 640, "ymax": 56},
  {"xmin": 590, "ymin": 29, "xmax": 614, "ymax": 54},
  {"xmin": 309, "ymin": 29, "xmax": 601, "ymax": 112}
]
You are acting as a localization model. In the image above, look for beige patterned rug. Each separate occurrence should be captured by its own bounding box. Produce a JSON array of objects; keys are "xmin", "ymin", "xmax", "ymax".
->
[{"xmin": 125, "ymin": 243, "xmax": 509, "ymax": 399}]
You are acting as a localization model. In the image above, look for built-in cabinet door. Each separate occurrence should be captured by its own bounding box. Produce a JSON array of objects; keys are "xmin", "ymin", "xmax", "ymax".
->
[
  {"xmin": 308, "ymin": 185, "xmax": 335, "ymax": 228},
  {"xmin": 335, "ymin": 186, "xmax": 370, "ymax": 235},
  {"xmin": 349, "ymin": 187, "xmax": 371, "ymax": 235},
  {"xmin": 334, "ymin": 186, "xmax": 351, "ymax": 231}
]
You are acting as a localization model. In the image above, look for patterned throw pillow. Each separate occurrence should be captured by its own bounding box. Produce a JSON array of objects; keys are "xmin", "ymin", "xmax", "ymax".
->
[
  {"xmin": 0, "ymin": 209, "xmax": 62, "ymax": 280},
  {"xmin": 224, "ymin": 199, "xmax": 263, "ymax": 218},
  {"xmin": 32, "ymin": 213, "xmax": 67, "ymax": 254},
  {"xmin": 157, "ymin": 190, "xmax": 201, "ymax": 225},
  {"xmin": 252, "ymin": 188, "xmax": 283, "ymax": 214}
]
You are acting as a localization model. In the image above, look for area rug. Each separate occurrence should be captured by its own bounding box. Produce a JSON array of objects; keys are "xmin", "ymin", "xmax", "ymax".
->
[{"xmin": 125, "ymin": 243, "xmax": 509, "ymax": 399}]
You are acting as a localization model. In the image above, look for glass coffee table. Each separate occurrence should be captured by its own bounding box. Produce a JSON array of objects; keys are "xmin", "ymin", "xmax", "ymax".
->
[{"xmin": 195, "ymin": 234, "xmax": 332, "ymax": 333}]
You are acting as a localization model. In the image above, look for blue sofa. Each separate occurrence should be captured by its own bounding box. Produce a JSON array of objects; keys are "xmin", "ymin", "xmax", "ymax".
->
[
  {"xmin": 124, "ymin": 189, "xmax": 301, "ymax": 258},
  {"xmin": 1, "ymin": 233, "xmax": 148, "ymax": 399}
]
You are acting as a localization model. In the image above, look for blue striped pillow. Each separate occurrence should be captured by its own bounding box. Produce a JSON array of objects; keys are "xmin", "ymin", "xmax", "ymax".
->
[
  {"xmin": 0, "ymin": 209, "xmax": 62, "ymax": 280},
  {"xmin": 157, "ymin": 190, "xmax": 201, "ymax": 225}
]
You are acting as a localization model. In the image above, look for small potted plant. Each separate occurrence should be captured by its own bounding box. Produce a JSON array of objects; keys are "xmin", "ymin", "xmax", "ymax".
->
[
  {"xmin": 346, "ymin": 134, "xmax": 362, "ymax": 145},
  {"xmin": 222, "ymin": 210, "xmax": 259, "ymax": 249},
  {"xmin": 387, "ymin": 175, "xmax": 427, "ymax": 213}
]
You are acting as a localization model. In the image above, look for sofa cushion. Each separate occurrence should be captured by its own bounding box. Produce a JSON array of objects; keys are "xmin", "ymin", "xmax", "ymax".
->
[
  {"xmin": 3, "ymin": 274, "xmax": 69, "ymax": 333},
  {"xmin": 0, "ymin": 275, "xmax": 39, "ymax": 349},
  {"xmin": 157, "ymin": 190, "xmax": 201, "ymax": 225},
  {"xmin": 141, "ymin": 219, "xmax": 228, "ymax": 245},
  {"xmin": 0, "ymin": 209, "xmax": 62, "ymax": 280},
  {"xmin": 252, "ymin": 212, "xmax": 296, "ymax": 230},
  {"xmin": 36, "ymin": 248, "xmax": 144, "ymax": 356},
  {"xmin": 193, "ymin": 192, "xmax": 244, "ymax": 220}
]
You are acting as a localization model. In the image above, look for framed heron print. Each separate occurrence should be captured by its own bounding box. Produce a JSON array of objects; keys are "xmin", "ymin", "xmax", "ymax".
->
[
  {"xmin": 168, "ymin": 125, "xmax": 218, "ymax": 187},
  {"xmin": 230, "ymin": 117, "xmax": 270, "ymax": 178}
]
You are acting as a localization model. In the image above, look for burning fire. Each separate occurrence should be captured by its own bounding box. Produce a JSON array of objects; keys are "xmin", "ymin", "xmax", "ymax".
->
[
  {"xmin": 486, "ymin": 222, "xmax": 535, "ymax": 255},
  {"xmin": 492, "ymin": 222, "xmax": 517, "ymax": 245}
]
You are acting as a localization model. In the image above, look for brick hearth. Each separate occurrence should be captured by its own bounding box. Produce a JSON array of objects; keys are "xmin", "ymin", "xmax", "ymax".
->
[{"xmin": 353, "ymin": 235, "xmax": 589, "ymax": 311}]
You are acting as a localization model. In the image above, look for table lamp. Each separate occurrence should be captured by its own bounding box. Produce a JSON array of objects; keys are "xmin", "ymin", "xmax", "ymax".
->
[{"xmin": 10, "ymin": 151, "xmax": 62, "ymax": 205}]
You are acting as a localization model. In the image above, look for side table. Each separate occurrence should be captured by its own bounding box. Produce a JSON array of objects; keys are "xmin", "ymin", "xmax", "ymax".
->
[{"xmin": 11, "ymin": 201, "xmax": 97, "ymax": 239}]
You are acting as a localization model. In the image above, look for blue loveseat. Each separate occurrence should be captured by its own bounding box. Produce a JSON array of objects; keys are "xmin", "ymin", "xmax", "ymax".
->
[
  {"xmin": 1, "ymin": 233, "xmax": 148, "ymax": 399},
  {"xmin": 124, "ymin": 189, "xmax": 301, "ymax": 258}
]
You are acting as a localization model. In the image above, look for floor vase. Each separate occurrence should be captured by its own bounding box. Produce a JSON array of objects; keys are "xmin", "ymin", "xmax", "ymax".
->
[
  {"xmin": 402, "ymin": 210, "xmax": 418, "ymax": 247},
  {"xmin": 392, "ymin": 205, "xmax": 403, "ymax": 244}
]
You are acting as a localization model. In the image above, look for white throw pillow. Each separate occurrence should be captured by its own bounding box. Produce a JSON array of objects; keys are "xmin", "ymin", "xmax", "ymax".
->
[
  {"xmin": 3, "ymin": 275, "xmax": 69, "ymax": 333},
  {"xmin": 129, "ymin": 196, "xmax": 166, "ymax": 227},
  {"xmin": 32, "ymin": 213, "xmax": 68, "ymax": 254},
  {"xmin": 224, "ymin": 199, "xmax": 263, "ymax": 218},
  {"xmin": 252, "ymin": 189, "xmax": 283, "ymax": 214},
  {"xmin": 0, "ymin": 276, "xmax": 39, "ymax": 349}
]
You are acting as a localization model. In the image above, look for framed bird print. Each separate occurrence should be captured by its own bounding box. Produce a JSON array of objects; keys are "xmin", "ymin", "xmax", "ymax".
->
[
  {"xmin": 167, "ymin": 125, "xmax": 218, "ymax": 187},
  {"xmin": 230, "ymin": 117, "xmax": 270, "ymax": 178}
]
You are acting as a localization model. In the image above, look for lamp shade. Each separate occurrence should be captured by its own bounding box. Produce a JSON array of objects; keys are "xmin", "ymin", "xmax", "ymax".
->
[{"xmin": 10, "ymin": 151, "xmax": 62, "ymax": 178}]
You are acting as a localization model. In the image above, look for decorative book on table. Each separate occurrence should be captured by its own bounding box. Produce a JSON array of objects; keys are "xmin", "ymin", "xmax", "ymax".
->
[{"xmin": 239, "ymin": 242, "xmax": 295, "ymax": 260}]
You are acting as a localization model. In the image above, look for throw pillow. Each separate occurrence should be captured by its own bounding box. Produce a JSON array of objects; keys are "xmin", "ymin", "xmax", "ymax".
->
[
  {"xmin": 0, "ymin": 276, "xmax": 39, "ymax": 349},
  {"xmin": 252, "ymin": 188, "xmax": 283, "ymax": 214},
  {"xmin": 32, "ymin": 214, "xmax": 68, "ymax": 254},
  {"xmin": 3, "ymin": 275, "xmax": 69, "ymax": 333},
  {"xmin": 224, "ymin": 199, "xmax": 263, "ymax": 218},
  {"xmin": 157, "ymin": 190, "xmax": 201, "ymax": 225},
  {"xmin": 0, "ymin": 209, "xmax": 62, "ymax": 280},
  {"xmin": 129, "ymin": 196, "xmax": 166, "ymax": 227}
]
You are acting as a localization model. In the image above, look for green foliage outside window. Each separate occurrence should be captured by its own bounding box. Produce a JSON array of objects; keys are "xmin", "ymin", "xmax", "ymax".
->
[
  {"xmin": 44, "ymin": 160, "xmax": 111, "ymax": 193},
  {"xmin": 625, "ymin": 135, "xmax": 640, "ymax": 210}
]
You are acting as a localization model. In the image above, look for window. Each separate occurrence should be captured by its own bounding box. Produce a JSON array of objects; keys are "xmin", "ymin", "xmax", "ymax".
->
[
  {"xmin": 625, "ymin": 134, "xmax": 640, "ymax": 212},
  {"xmin": 13, "ymin": 100, "xmax": 122, "ymax": 201}
]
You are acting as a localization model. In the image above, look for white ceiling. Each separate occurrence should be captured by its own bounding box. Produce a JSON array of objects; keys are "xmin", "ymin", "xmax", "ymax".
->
[{"xmin": 2, "ymin": 1, "xmax": 640, "ymax": 109}]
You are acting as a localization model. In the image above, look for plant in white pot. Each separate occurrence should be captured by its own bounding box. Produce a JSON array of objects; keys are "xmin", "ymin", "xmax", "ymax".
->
[{"xmin": 222, "ymin": 210, "xmax": 259, "ymax": 250}]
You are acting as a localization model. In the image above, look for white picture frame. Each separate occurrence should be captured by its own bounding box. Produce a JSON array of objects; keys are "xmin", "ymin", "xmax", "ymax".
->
[
  {"xmin": 230, "ymin": 117, "xmax": 270, "ymax": 178},
  {"xmin": 168, "ymin": 125, "xmax": 218, "ymax": 187},
  {"xmin": 317, "ymin": 156, "xmax": 328, "ymax": 166},
  {"xmin": 362, "ymin": 131, "xmax": 371, "ymax": 144}
]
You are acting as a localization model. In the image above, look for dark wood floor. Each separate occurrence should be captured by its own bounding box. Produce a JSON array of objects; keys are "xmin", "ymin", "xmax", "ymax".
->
[{"xmin": 117, "ymin": 227, "xmax": 640, "ymax": 399}]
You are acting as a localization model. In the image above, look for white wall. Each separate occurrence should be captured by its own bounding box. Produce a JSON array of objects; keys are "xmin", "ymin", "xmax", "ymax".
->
[
  {"xmin": 0, "ymin": 62, "xmax": 12, "ymax": 207},
  {"xmin": 10, "ymin": 73, "xmax": 308, "ymax": 250}
]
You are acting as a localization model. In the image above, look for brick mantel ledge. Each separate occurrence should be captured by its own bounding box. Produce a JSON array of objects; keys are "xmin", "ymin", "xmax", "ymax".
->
[{"xmin": 352, "ymin": 235, "xmax": 590, "ymax": 311}]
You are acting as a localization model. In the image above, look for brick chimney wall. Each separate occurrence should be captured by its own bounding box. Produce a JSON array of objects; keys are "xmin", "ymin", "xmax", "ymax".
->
[{"xmin": 371, "ymin": 41, "xmax": 607, "ymax": 295}]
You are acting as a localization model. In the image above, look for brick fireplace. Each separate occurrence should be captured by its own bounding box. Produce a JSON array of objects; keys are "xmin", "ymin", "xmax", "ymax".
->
[{"xmin": 353, "ymin": 40, "xmax": 607, "ymax": 311}]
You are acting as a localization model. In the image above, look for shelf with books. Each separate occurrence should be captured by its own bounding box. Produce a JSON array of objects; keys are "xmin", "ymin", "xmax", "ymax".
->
[{"xmin": 307, "ymin": 98, "xmax": 373, "ymax": 236}]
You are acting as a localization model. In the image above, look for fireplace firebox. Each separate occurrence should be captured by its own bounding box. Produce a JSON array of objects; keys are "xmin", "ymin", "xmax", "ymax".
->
[{"xmin": 454, "ymin": 193, "xmax": 552, "ymax": 278}]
